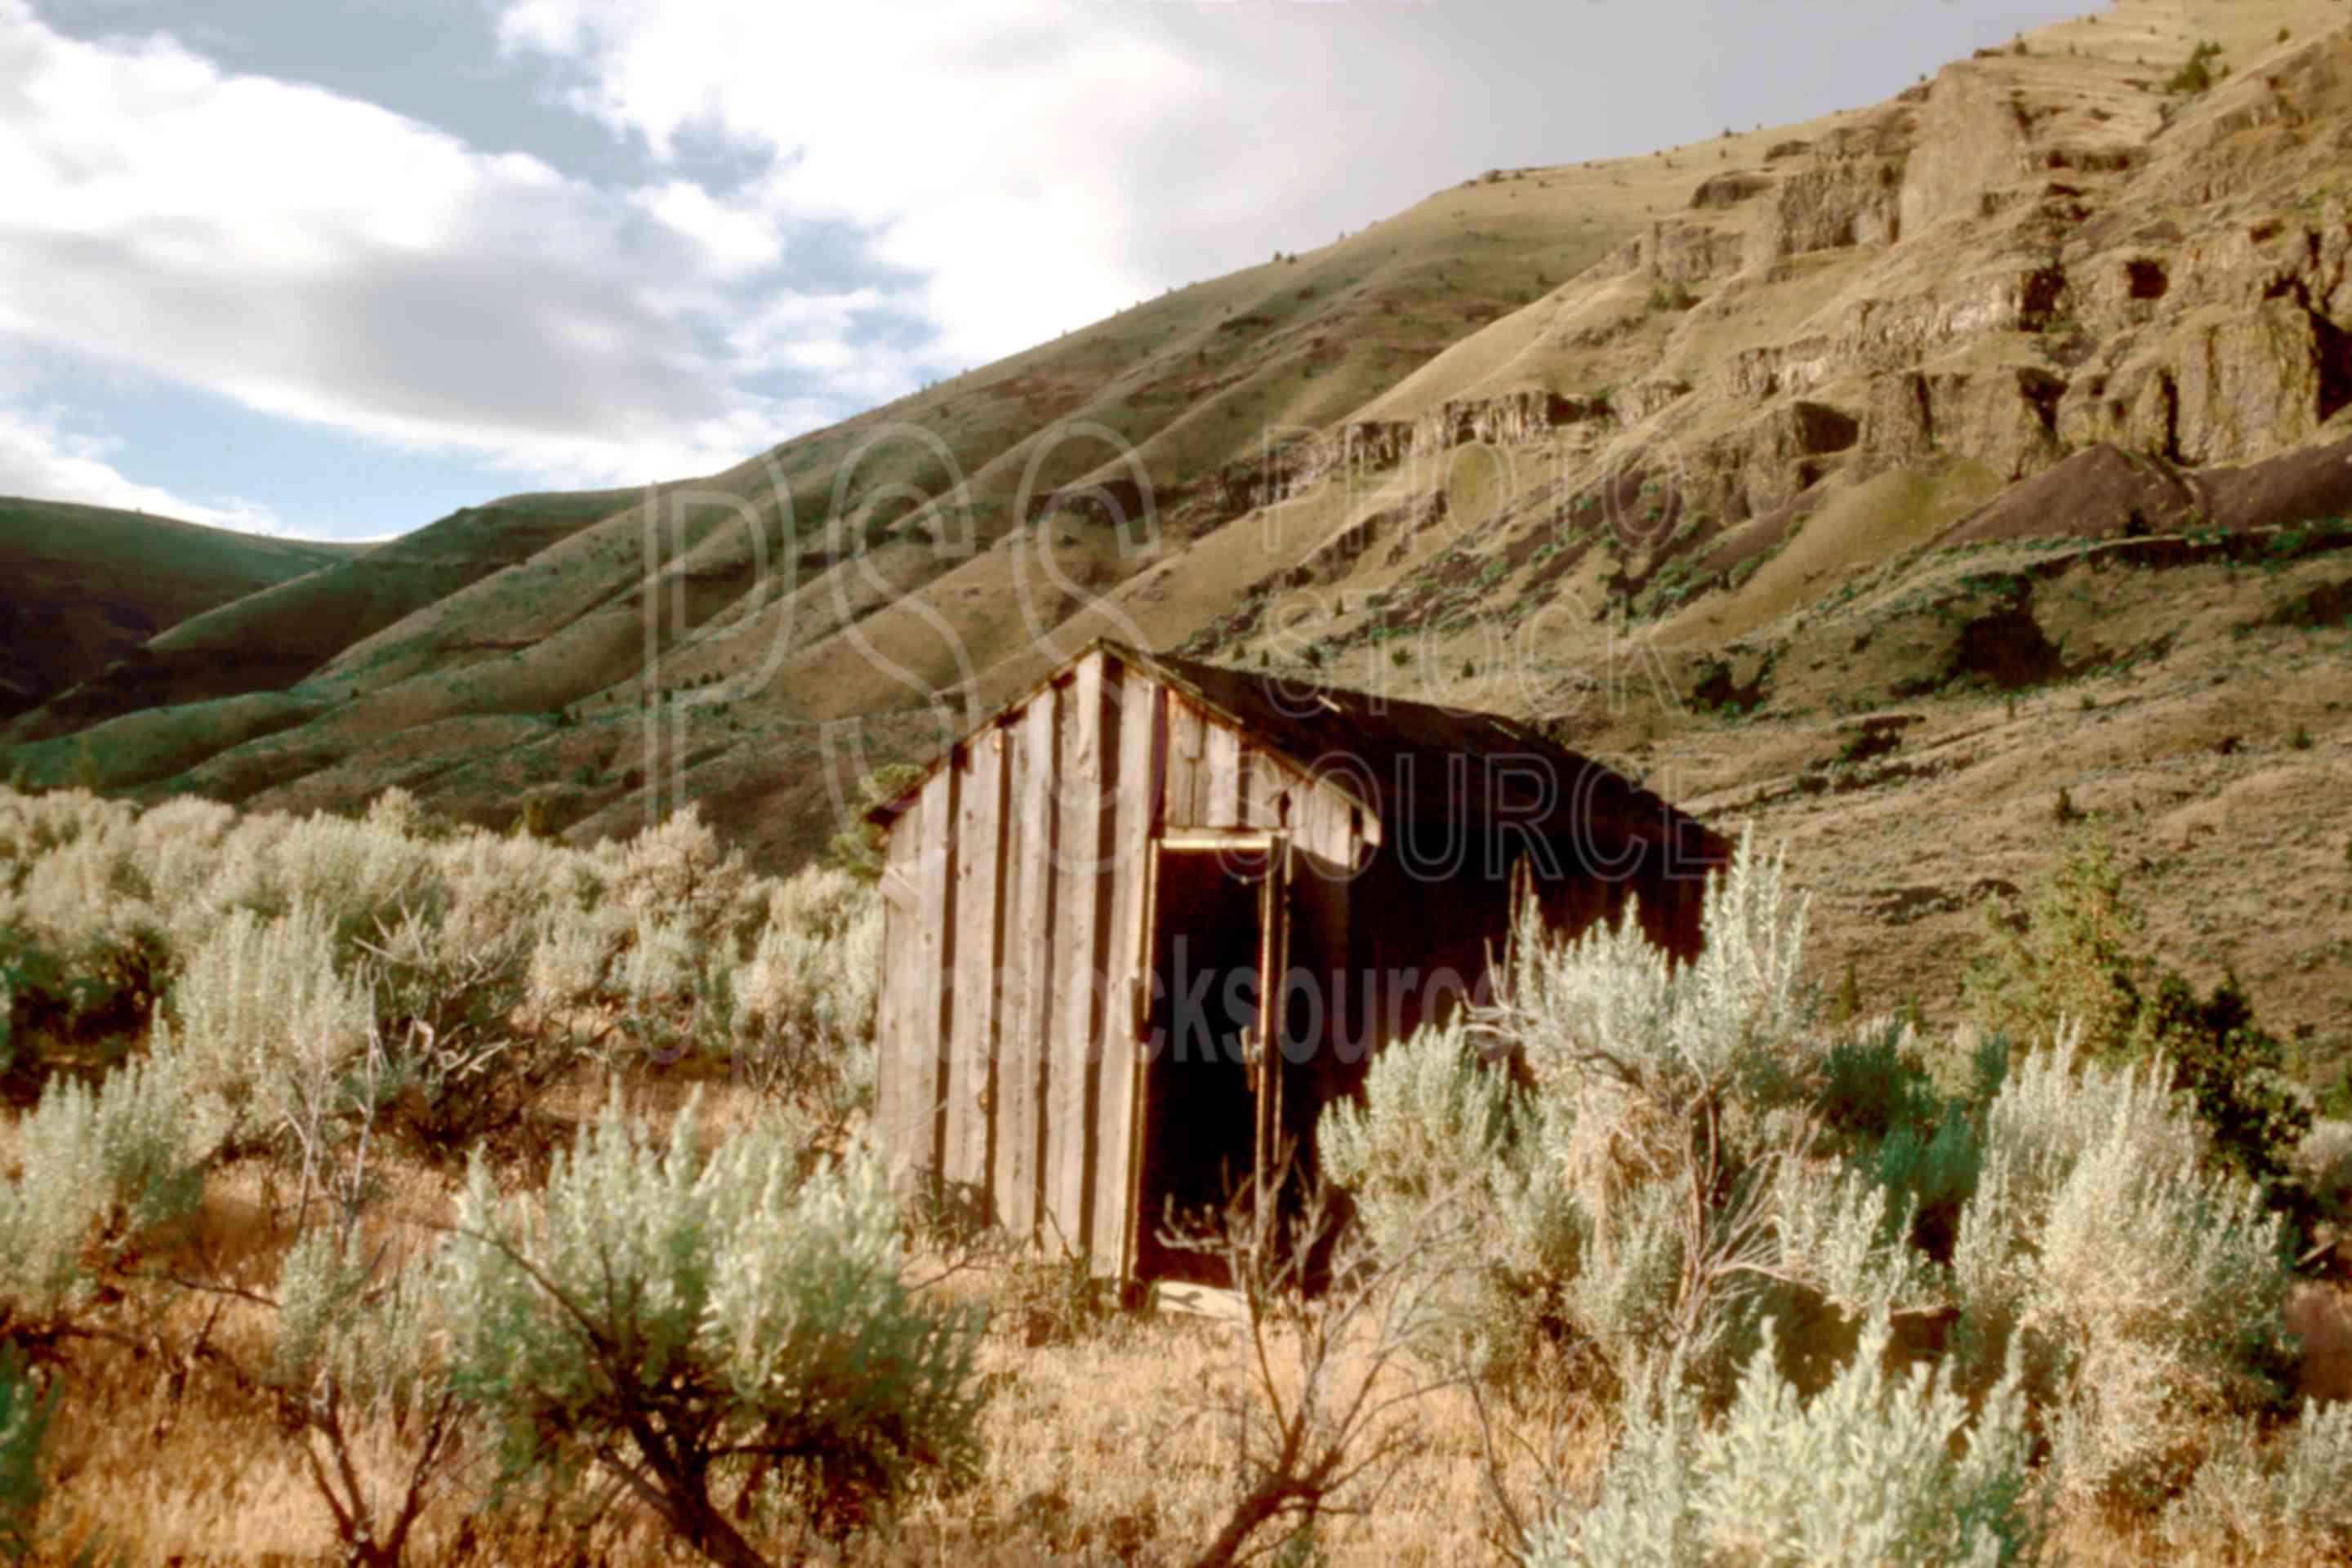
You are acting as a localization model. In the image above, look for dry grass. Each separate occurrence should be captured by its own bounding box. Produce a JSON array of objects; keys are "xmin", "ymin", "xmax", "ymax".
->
[
  {"xmin": 24, "ymin": 1094, "xmax": 1604, "ymax": 1567},
  {"xmin": 18, "ymin": 1031, "xmax": 1587, "ymax": 1563},
  {"xmin": 21, "ymin": 1045, "xmax": 2352, "ymax": 1566},
  {"xmin": 32, "ymin": 1219, "xmax": 2352, "ymax": 1565}
]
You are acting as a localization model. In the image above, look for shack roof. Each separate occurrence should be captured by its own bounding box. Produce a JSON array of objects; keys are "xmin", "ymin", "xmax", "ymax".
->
[{"xmin": 865, "ymin": 639, "xmax": 1715, "ymax": 848}]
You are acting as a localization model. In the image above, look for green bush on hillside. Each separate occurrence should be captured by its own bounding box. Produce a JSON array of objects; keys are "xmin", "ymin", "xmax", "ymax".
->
[
  {"xmin": 1968, "ymin": 824, "xmax": 2313, "ymax": 1203},
  {"xmin": 2168, "ymin": 39, "xmax": 2224, "ymax": 93},
  {"xmin": 823, "ymin": 764, "xmax": 929, "ymax": 884}
]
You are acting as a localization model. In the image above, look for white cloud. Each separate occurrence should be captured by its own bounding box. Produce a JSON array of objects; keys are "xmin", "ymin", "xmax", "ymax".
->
[
  {"xmin": 724, "ymin": 287, "xmax": 912, "ymax": 400},
  {"xmin": 631, "ymin": 180, "xmax": 782, "ymax": 278},
  {"xmin": 0, "ymin": 403, "xmax": 286, "ymax": 533},
  {"xmin": 0, "ymin": 0, "xmax": 919, "ymax": 491},
  {"xmin": 496, "ymin": 0, "xmax": 1238, "ymax": 370}
]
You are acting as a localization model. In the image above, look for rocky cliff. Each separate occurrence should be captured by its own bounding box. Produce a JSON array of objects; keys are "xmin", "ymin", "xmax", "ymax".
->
[{"xmin": 8, "ymin": 0, "xmax": 2350, "ymax": 1058}]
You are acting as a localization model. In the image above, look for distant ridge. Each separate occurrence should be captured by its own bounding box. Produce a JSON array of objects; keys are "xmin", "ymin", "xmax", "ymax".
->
[{"xmin": 6, "ymin": 0, "xmax": 2348, "ymax": 1049}]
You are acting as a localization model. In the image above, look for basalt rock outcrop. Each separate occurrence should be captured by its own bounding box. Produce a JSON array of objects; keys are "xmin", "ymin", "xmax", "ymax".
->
[
  {"xmin": 1640, "ymin": 220, "xmax": 1748, "ymax": 284},
  {"xmin": 1863, "ymin": 365, "xmax": 2067, "ymax": 480},
  {"xmin": 1202, "ymin": 393, "xmax": 1610, "ymax": 524},
  {"xmin": 1690, "ymin": 170, "xmax": 1773, "ymax": 210},
  {"xmin": 1345, "ymin": 26, "xmax": 2352, "ymax": 565},
  {"xmin": 1744, "ymin": 156, "xmax": 1907, "ymax": 268},
  {"xmin": 1614, "ymin": 378, "xmax": 1693, "ymax": 425},
  {"xmin": 1417, "ymin": 390, "xmax": 1606, "ymax": 452},
  {"xmin": 1680, "ymin": 399, "xmax": 1867, "ymax": 522}
]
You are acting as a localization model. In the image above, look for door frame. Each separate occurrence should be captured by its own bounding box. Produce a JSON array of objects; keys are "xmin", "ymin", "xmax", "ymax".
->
[{"xmin": 1119, "ymin": 830, "xmax": 1290, "ymax": 1280}]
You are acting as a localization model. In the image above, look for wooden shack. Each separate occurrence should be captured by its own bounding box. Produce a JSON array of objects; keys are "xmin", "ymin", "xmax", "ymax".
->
[{"xmin": 867, "ymin": 640, "xmax": 1727, "ymax": 1281}]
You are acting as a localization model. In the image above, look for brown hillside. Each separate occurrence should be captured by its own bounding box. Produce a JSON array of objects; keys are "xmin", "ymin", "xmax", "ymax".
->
[
  {"xmin": 1, "ymin": 488, "xmax": 653, "ymax": 754},
  {"xmin": 0, "ymin": 497, "xmax": 351, "ymax": 724},
  {"xmin": 7, "ymin": 0, "xmax": 2350, "ymax": 1065}
]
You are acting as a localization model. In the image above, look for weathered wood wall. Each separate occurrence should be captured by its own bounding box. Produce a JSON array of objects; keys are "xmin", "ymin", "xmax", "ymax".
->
[
  {"xmin": 1154, "ymin": 688, "xmax": 1365, "ymax": 867},
  {"xmin": 875, "ymin": 649, "xmax": 1371, "ymax": 1273}
]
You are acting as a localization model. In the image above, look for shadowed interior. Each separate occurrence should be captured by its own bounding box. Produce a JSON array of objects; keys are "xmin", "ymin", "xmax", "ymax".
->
[{"xmin": 1134, "ymin": 849, "xmax": 1267, "ymax": 1283}]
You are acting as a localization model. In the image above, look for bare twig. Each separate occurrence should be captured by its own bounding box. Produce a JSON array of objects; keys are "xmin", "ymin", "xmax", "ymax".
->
[{"xmin": 1166, "ymin": 1149, "xmax": 1477, "ymax": 1568}]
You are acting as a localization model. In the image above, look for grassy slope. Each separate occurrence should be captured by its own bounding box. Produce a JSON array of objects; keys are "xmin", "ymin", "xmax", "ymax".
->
[
  {"xmin": 0, "ymin": 497, "xmax": 354, "ymax": 722},
  {"xmin": 0, "ymin": 488, "xmax": 646, "ymax": 751},
  {"xmin": 5, "ymin": 0, "xmax": 2349, "ymax": 1054}
]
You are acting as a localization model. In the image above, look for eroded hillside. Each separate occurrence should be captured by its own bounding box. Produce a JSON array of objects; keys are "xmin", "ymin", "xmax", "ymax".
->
[
  {"xmin": 0, "ymin": 497, "xmax": 353, "ymax": 724},
  {"xmin": 8, "ymin": 0, "xmax": 2350, "ymax": 1062}
]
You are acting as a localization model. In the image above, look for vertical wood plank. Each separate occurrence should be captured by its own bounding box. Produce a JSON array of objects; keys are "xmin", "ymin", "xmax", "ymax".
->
[
  {"xmin": 989, "ymin": 717, "xmax": 1027, "ymax": 1232},
  {"xmin": 1090, "ymin": 664, "xmax": 1159, "ymax": 1274},
  {"xmin": 982, "ymin": 730, "xmax": 1015, "ymax": 1205},
  {"xmin": 1246, "ymin": 749, "xmax": 1299, "ymax": 835},
  {"xmin": 1186, "ymin": 702, "xmax": 1215, "ymax": 825},
  {"xmin": 1076, "ymin": 661, "xmax": 1127, "ymax": 1271},
  {"xmin": 1000, "ymin": 688, "xmax": 1061, "ymax": 1242},
  {"xmin": 1203, "ymin": 722, "xmax": 1243, "ymax": 826},
  {"xmin": 1047, "ymin": 658, "xmax": 1108, "ymax": 1258},
  {"xmin": 871, "ymin": 811, "xmax": 914, "ymax": 1165},
  {"xmin": 1233, "ymin": 746, "xmax": 1259, "ymax": 831},
  {"xmin": 1297, "ymin": 779, "xmax": 1364, "ymax": 871},
  {"xmin": 947, "ymin": 733, "xmax": 1009, "ymax": 1205},
  {"xmin": 1161, "ymin": 697, "xmax": 1204, "ymax": 830},
  {"xmin": 909, "ymin": 763, "xmax": 960, "ymax": 1190}
]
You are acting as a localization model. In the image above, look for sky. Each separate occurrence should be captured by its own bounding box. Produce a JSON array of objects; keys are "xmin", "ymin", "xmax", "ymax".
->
[{"xmin": 0, "ymin": 0, "xmax": 2090, "ymax": 542}]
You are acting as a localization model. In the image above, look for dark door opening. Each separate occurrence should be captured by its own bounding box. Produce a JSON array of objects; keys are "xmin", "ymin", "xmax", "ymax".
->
[{"xmin": 1129, "ymin": 841, "xmax": 1284, "ymax": 1284}]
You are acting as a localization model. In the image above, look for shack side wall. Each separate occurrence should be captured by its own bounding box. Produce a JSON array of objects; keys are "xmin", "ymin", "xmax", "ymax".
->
[
  {"xmin": 876, "ymin": 648, "xmax": 1160, "ymax": 1273},
  {"xmin": 1298, "ymin": 823, "xmax": 1722, "ymax": 1126}
]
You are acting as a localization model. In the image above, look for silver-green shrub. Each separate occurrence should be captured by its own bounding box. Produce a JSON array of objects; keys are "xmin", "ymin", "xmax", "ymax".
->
[
  {"xmin": 729, "ymin": 865, "xmax": 885, "ymax": 1127},
  {"xmin": 0, "ymin": 784, "xmax": 884, "ymax": 1107},
  {"xmin": 1314, "ymin": 826, "xmax": 2318, "ymax": 1542},
  {"xmin": 243, "ymin": 809, "xmax": 434, "ymax": 950},
  {"xmin": 0, "ymin": 790, "xmax": 167, "ymax": 1027},
  {"xmin": 592, "ymin": 806, "xmax": 761, "ymax": 948},
  {"xmin": 1492, "ymin": 840, "xmax": 1944, "ymax": 1383},
  {"xmin": 267, "ymin": 1181, "xmax": 471, "ymax": 1565},
  {"xmin": 1318, "ymin": 1013, "xmax": 1527, "ymax": 1363},
  {"xmin": 1330, "ymin": 837, "xmax": 1941, "ymax": 1392},
  {"xmin": 0, "ymin": 1048, "xmax": 216, "ymax": 1323},
  {"xmin": 523, "ymin": 895, "xmax": 634, "ymax": 1014},
  {"xmin": 2162, "ymin": 1399, "xmax": 2352, "ymax": 1561},
  {"xmin": 0, "ymin": 786, "xmax": 134, "ymax": 866},
  {"xmin": 436, "ymin": 1095, "xmax": 987, "ymax": 1551},
  {"xmin": 1951, "ymin": 1038, "xmax": 2293, "ymax": 1501},
  {"xmin": 2292, "ymin": 1118, "xmax": 2352, "ymax": 1224},
  {"xmin": 161, "ymin": 899, "xmax": 373, "ymax": 1119},
  {"xmin": 1524, "ymin": 1313, "xmax": 2040, "ymax": 1568},
  {"xmin": 273, "ymin": 1227, "xmax": 436, "ymax": 1405},
  {"xmin": 1321, "ymin": 1012, "xmax": 1518, "ymax": 1235}
]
